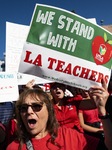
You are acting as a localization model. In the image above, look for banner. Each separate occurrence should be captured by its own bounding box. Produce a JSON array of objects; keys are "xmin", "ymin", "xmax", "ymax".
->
[
  {"xmin": 19, "ymin": 4, "xmax": 112, "ymax": 90},
  {"xmin": 0, "ymin": 72, "xmax": 19, "ymax": 102}
]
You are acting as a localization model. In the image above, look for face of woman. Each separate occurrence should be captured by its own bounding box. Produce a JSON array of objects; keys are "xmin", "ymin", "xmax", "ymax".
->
[
  {"xmin": 50, "ymin": 83, "xmax": 65, "ymax": 101},
  {"xmin": 20, "ymin": 94, "xmax": 48, "ymax": 139}
]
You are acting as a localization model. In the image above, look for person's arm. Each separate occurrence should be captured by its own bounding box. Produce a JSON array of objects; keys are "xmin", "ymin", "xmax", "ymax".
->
[
  {"xmin": 78, "ymin": 98, "xmax": 96, "ymax": 110},
  {"xmin": 78, "ymin": 112, "xmax": 103, "ymax": 134},
  {"xmin": 78, "ymin": 88, "xmax": 97, "ymax": 110},
  {"xmin": 26, "ymin": 79, "xmax": 36, "ymax": 89},
  {"xmin": 89, "ymin": 78, "xmax": 112, "ymax": 150}
]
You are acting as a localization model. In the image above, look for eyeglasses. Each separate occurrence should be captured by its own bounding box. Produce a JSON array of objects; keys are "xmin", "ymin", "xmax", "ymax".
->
[{"xmin": 17, "ymin": 102, "xmax": 44, "ymax": 113}]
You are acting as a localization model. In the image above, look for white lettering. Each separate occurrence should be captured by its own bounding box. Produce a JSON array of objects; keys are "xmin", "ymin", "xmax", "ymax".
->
[{"xmin": 36, "ymin": 10, "xmax": 55, "ymax": 25}]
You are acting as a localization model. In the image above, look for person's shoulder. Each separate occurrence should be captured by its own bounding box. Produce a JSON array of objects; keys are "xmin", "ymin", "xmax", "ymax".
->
[{"xmin": 6, "ymin": 140, "xmax": 20, "ymax": 150}]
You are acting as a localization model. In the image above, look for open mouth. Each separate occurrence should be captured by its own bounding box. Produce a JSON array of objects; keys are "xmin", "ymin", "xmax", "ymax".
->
[
  {"xmin": 56, "ymin": 91, "xmax": 61, "ymax": 94},
  {"xmin": 28, "ymin": 119, "xmax": 37, "ymax": 129},
  {"xmin": 56, "ymin": 91, "xmax": 61, "ymax": 96}
]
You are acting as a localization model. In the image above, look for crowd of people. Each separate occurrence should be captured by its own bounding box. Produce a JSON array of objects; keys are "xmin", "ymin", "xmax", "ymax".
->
[{"xmin": 0, "ymin": 78, "xmax": 112, "ymax": 150}]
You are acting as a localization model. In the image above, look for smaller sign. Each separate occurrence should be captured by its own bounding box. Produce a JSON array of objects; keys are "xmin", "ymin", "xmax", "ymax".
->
[{"xmin": 0, "ymin": 72, "xmax": 19, "ymax": 102}]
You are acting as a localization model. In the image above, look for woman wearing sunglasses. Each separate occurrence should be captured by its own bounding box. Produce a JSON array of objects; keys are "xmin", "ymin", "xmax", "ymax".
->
[{"xmin": 7, "ymin": 79, "xmax": 112, "ymax": 150}]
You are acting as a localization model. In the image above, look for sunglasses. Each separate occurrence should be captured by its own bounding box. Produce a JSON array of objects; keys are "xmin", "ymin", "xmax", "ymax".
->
[{"xmin": 17, "ymin": 102, "xmax": 44, "ymax": 113}]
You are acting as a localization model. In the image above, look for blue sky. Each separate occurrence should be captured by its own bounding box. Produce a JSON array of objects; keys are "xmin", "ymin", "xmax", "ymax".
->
[{"xmin": 0, "ymin": 0, "xmax": 112, "ymax": 59}]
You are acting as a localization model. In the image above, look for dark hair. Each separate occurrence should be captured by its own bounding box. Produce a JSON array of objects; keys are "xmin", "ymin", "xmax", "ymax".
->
[
  {"xmin": 50, "ymin": 82, "xmax": 65, "ymax": 89},
  {"xmin": 16, "ymin": 88, "xmax": 59, "ymax": 150}
]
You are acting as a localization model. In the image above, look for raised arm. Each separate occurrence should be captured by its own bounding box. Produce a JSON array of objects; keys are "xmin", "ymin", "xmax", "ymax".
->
[
  {"xmin": 26, "ymin": 79, "xmax": 36, "ymax": 89},
  {"xmin": 89, "ymin": 78, "xmax": 112, "ymax": 150}
]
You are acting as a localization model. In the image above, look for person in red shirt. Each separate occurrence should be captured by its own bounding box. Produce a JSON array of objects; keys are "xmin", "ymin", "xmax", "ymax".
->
[
  {"xmin": 79, "ymin": 108, "xmax": 104, "ymax": 139},
  {"xmin": 7, "ymin": 126, "xmax": 100, "ymax": 150},
  {"xmin": 7, "ymin": 79, "xmax": 112, "ymax": 150},
  {"xmin": 26, "ymin": 80, "xmax": 84, "ymax": 132},
  {"xmin": 50, "ymin": 82, "xmax": 100, "ymax": 133},
  {"xmin": 78, "ymin": 89, "xmax": 104, "ymax": 140},
  {"xmin": 52, "ymin": 90, "xmax": 83, "ymax": 132}
]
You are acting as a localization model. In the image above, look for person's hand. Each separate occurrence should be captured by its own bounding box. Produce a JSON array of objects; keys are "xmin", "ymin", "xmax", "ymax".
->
[
  {"xmin": 97, "ymin": 128, "xmax": 104, "ymax": 134},
  {"xmin": 89, "ymin": 78, "xmax": 109, "ymax": 115},
  {"xmin": 26, "ymin": 79, "xmax": 36, "ymax": 89}
]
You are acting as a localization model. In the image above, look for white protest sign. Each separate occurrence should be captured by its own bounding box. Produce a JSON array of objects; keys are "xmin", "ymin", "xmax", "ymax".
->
[
  {"xmin": 6, "ymin": 22, "xmax": 29, "ymax": 72},
  {"xmin": 5, "ymin": 22, "xmax": 52, "ymax": 85},
  {"xmin": 17, "ymin": 72, "xmax": 53, "ymax": 85},
  {"xmin": 18, "ymin": 4, "xmax": 112, "ymax": 90},
  {"xmin": 0, "ymin": 72, "xmax": 19, "ymax": 102}
]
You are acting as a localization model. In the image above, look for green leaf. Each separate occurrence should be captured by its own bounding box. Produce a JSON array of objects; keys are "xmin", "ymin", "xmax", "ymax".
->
[
  {"xmin": 108, "ymin": 40, "xmax": 112, "ymax": 45},
  {"xmin": 104, "ymin": 33, "xmax": 107, "ymax": 42}
]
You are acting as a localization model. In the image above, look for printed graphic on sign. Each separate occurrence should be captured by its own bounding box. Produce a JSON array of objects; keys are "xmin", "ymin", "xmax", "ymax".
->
[{"xmin": 92, "ymin": 33, "xmax": 112, "ymax": 65}]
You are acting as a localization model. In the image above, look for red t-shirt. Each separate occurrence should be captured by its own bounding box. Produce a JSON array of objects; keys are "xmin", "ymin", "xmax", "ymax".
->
[
  {"xmin": 79, "ymin": 109, "xmax": 101, "ymax": 123},
  {"xmin": 53, "ymin": 96, "xmax": 83, "ymax": 132},
  {"xmin": 6, "ymin": 126, "xmax": 99, "ymax": 150}
]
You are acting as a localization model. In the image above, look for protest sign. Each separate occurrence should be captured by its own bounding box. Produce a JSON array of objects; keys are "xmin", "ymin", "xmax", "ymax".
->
[
  {"xmin": 6, "ymin": 22, "xmax": 52, "ymax": 85},
  {"xmin": 6, "ymin": 22, "xmax": 29, "ymax": 72},
  {"xmin": 18, "ymin": 4, "xmax": 112, "ymax": 90},
  {"xmin": 17, "ymin": 72, "xmax": 52, "ymax": 85},
  {"xmin": 0, "ymin": 72, "xmax": 19, "ymax": 102}
]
